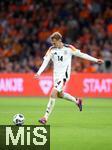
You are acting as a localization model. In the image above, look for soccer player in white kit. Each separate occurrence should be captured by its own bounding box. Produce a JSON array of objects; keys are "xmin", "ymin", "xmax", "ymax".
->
[{"xmin": 35, "ymin": 32, "xmax": 104, "ymax": 124}]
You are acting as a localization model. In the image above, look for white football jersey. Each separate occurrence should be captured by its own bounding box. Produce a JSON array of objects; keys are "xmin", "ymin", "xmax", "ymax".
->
[
  {"xmin": 44, "ymin": 44, "xmax": 75, "ymax": 81},
  {"xmin": 37, "ymin": 43, "xmax": 98, "ymax": 85}
]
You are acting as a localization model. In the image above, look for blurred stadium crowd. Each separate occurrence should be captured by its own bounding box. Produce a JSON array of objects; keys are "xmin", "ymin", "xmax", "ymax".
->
[{"xmin": 0, "ymin": 0, "xmax": 112, "ymax": 73}]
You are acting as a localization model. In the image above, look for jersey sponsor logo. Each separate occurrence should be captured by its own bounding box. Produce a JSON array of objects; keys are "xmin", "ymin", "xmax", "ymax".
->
[{"xmin": 39, "ymin": 78, "xmax": 52, "ymax": 95}]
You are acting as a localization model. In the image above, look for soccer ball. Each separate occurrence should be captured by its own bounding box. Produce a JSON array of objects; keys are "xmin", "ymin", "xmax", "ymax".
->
[{"xmin": 13, "ymin": 114, "xmax": 24, "ymax": 126}]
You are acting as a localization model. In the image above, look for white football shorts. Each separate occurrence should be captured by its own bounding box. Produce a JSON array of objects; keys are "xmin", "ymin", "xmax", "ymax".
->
[{"xmin": 53, "ymin": 77, "xmax": 68, "ymax": 92}]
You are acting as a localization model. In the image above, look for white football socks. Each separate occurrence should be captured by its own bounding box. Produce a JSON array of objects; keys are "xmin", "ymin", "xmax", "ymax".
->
[
  {"xmin": 44, "ymin": 97, "xmax": 55, "ymax": 121},
  {"xmin": 63, "ymin": 92, "xmax": 77, "ymax": 104}
]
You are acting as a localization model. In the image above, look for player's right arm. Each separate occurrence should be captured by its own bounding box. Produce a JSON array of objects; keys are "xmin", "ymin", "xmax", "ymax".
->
[{"xmin": 35, "ymin": 48, "xmax": 52, "ymax": 78}]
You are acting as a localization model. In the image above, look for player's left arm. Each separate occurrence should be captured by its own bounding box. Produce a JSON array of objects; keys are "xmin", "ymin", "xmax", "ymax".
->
[{"xmin": 69, "ymin": 45, "xmax": 104, "ymax": 64}]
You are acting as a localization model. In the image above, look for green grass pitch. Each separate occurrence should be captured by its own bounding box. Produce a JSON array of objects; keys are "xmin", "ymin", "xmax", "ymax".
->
[{"xmin": 0, "ymin": 97, "xmax": 112, "ymax": 150}]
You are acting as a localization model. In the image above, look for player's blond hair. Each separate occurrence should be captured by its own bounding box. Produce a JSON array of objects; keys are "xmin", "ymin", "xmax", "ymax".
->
[{"xmin": 50, "ymin": 32, "xmax": 62, "ymax": 40}]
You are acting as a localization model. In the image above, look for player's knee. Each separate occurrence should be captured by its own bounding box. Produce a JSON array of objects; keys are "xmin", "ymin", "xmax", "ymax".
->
[
  {"xmin": 58, "ymin": 92, "xmax": 64, "ymax": 98},
  {"xmin": 50, "ymin": 88, "xmax": 58, "ymax": 98}
]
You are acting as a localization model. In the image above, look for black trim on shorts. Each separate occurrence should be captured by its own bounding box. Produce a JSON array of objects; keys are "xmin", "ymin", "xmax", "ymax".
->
[
  {"xmin": 63, "ymin": 78, "xmax": 66, "ymax": 83},
  {"xmin": 65, "ymin": 66, "xmax": 68, "ymax": 79},
  {"xmin": 57, "ymin": 81, "xmax": 61, "ymax": 85}
]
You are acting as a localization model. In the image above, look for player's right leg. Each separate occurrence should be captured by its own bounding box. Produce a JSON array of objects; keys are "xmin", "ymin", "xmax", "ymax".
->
[
  {"xmin": 57, "ymin": 78, "xmax": 82, "ymax": 111},
  {"xmin": 38, "ymin": 88, "xmax": 58, "ymax": 124},
  {"xmin": 58, "ymin": 92, "xmax": 82, "ymax": 111}
]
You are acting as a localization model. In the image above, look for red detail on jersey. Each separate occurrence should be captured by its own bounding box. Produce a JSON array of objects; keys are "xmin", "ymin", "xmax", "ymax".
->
[
  {"xmin": 68, "ymin": 45, "xmax": 77, "ymax": 51},
  {"xmin": 45, "ymin": 46, "xmax": 54, "ymax": 56}
]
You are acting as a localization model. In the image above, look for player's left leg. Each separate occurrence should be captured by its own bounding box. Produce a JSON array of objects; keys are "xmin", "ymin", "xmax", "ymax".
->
[
  {"xmin": 44, "ymin": 88, "xmax": 57, "ymax": 121},
  {"xmin": 39, "ymin": 78, "xmax": 65, "ymax": 124},
  {"xmin": 38, "ymin": 88, "xmax": 58, "ymax": 124}
]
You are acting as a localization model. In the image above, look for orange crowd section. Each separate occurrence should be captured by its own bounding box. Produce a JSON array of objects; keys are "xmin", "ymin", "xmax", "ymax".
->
[{"xmin": 0, "ymin": 0, "xmax": 112, "ymax": 73}]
